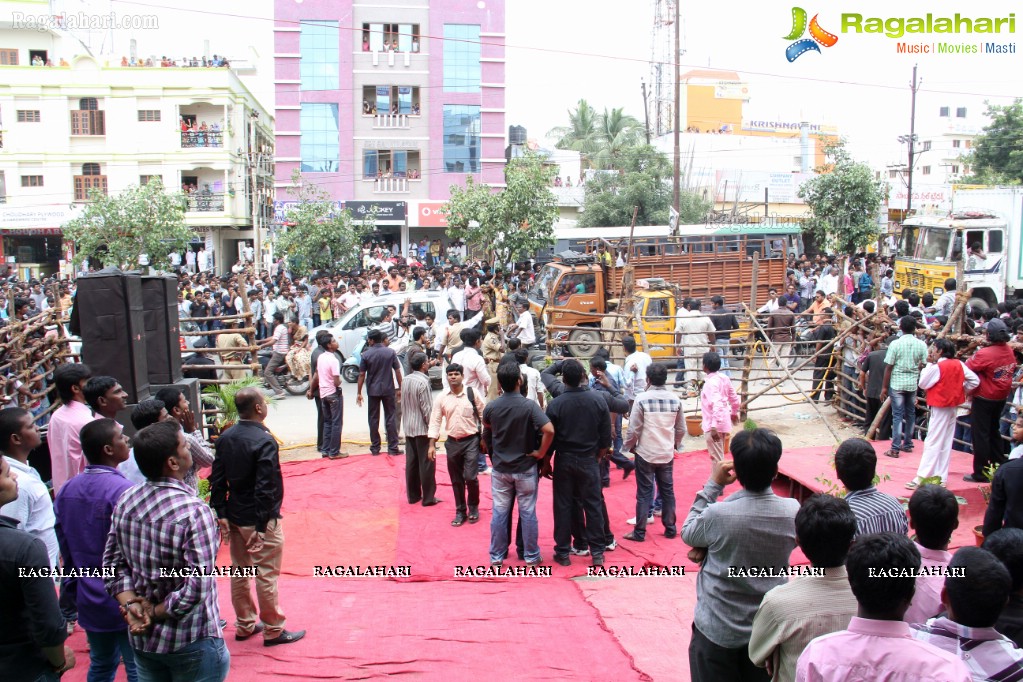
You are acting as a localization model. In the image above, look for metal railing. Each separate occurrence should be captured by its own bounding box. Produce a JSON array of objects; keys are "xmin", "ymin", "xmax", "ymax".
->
[
  {"xmin": 374, "ymin": 178, "xmax": 409, "ymax": 193},
  {"xmin": 180, "ymin": 130, "xmax": 224, "ymax": 148},
  {"xmin": 185, "ymin": 192, "xmax": 226, "ymax": 212}
]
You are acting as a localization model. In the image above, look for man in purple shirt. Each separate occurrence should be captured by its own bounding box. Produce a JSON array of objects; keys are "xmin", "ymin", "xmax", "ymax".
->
[
  {"xmin": 796, "ymin": 532, "xmax": 971, "ymax": 681},
  {"xmin": 55, "ymin": 418, "xmax": 138, "ymax": 681}
]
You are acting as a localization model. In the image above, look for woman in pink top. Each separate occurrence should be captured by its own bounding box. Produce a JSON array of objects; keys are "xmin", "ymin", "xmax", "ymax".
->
[{"xmin": 700, "ymin": 351, "xmax": 739, "ymax": 462}]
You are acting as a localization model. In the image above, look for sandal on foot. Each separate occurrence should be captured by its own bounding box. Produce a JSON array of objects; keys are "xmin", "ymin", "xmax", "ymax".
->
[{"xmin": 883, "ymin": 448, "xmax": 901, "ymax": 459}]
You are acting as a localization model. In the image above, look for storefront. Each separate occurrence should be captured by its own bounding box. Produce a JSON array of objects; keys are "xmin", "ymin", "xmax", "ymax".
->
[
  {"xmin": 0, "ymin": 205, "xmax": 82, "ymax": 279},
  {"xmin": 347, "ymin": 200, "xmax": 406, "ymax": 254}
]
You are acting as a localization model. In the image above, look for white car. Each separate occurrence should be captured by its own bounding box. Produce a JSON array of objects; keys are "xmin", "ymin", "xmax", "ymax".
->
[{"xmin": 310, "ymin": 290, "xmax": 455, "ymax": 361}]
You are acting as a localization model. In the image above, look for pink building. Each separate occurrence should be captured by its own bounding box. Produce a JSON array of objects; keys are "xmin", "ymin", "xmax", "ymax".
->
[{"xmin": 273, "ymin": 0, "xmax": 506, "ymax": 248}]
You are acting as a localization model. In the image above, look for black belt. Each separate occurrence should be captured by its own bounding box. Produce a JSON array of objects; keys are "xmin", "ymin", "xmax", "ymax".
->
[{"xmin": 449, "ymin": 433, "xmax": 479, "ymax": 443}]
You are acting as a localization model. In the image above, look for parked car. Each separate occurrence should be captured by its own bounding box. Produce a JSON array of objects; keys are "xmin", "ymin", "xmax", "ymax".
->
[{"xmin": 309, "ymin": 291, "xmax": 454, "ymax": 362}]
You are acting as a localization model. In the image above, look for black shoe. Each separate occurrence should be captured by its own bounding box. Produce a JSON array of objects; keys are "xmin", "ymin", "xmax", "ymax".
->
[
  {"xmin": 264, "ymin": 629, "xmax": 306, "ymax": 647},
  {"xmin": 591, "ymin": 555, "xmax": 605, "ymax": 567},
  {"xmin": 964, "ymin": 474, "xmax": 984, "ymax": 483},
  {"xmin": 408, "ymin": 497, "xmax": 422, "ymax": 505},
  {"xmin": 554, "ymin": 555, "xmax": 571, "ymax": 566},
  {"xmin": 601, "ymin": 480, "xmax": 610, "ymax": 488},
  {"xmin": 422, "ymin": 498, "xmax": 442, "ymax": 507},
  {"xmin": 235, "ymin": 623, "xmax": 264, "ymax": 641},
  {"xmin": 371, "ymin": 451, "xmax": 380, "ymax": 456},
  {"xmin": 623, "ymin": 467, "xmax": 634, "ymax": 480},
  {"xmin": 451, "ymin": 512, "xmax": 467, "ymax": 527},
  {"xmin": 467, "ymin": 507, "xmax": 480, "ymax": 523},
  {"xmin": 664, "ymin": 531, "xmax": 677, "ymax": 539},
  {"xmin": 623, "ymin": 531, "xmax": 644, "ymax": 542}
]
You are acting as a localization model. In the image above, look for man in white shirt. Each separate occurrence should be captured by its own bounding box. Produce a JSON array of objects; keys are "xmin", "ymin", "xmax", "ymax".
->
[
  {"xmin": 450, "ymin": 329, "xmax": 490, "ymax": 397},
  {"xmin": 514, "ymin": 348, "xmax": 544, "ymax": 407},
  {"xmin": 0, "ymin": 407, "xmax": 59, "ymax": 569},
  {"xmin": 510, "ymin": 302, "xmax": 536, "ymax": 346},
  {"xmin": 757, "ymin": 288, "xmax": 781, "ymax": 315},
  {"xmin": 337, "ymin": 285, "xmax": 359, "ymax": 314},
  {"xmin": 621, "ymin": 336, "xmax": 653, "ymax": 405}
]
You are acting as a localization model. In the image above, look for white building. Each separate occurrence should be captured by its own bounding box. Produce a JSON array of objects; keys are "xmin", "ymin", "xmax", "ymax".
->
[{"xmin": 0, "ymin": 4, "xmax": 273, "ymax": 277}]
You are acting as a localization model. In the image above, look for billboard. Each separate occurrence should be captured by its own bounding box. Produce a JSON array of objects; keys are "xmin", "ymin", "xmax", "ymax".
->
[{"xmin": 415, "ymin": 201, "xmax": 449, "ymax": 228}]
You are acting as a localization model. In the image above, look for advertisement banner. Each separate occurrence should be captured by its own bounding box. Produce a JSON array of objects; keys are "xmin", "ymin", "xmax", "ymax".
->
[
  {"xmin": 346, "ymin": 200, "xmax": 406, "ymax": 223},
  {"xmin": 0, "ymin": 205, "xmax": 82, "ymax": 230},
  {"xmin": 415, "ymin": 201, "xmax": 449, "ymax": 228},
  {"xmin": 714, "ymin": 81, "xmax": 750, "ymax": 100}
]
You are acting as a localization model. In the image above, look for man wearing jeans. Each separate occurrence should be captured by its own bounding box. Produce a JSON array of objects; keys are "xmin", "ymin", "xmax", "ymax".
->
[
  {"xmin": 482, "ymin": 364, "xmax": 554, "ymax": 566},
  {"xmin": 259, "ymin": 312, "xmax": 293, "ymax": 399},
  {"xmin": 622, "ymin": 364, "xmax": 684, "ymax": 542},
  {"xmin": 104, "ymin": 422, "xmax": 230, "ymax": 681},
  {"xmin": 294, "ymin": 285, "xmax": 313, "ymax": 331},
  {"xmin": 316, "ymin": 334, "xmax": 344, "ymax": 459},
  {"xmin": 881, "ymin": 315, "xmax": 927, "ymax": 457},
  {"xmin": 357, "ymin": 329, "xmax": 403, "ymax": 456}
]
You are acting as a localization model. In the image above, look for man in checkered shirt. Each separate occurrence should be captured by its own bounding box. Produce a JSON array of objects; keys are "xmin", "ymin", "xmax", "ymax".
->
[{"xmin": 104, "ymin": 421, "xmax": 229, "ymax": 681}]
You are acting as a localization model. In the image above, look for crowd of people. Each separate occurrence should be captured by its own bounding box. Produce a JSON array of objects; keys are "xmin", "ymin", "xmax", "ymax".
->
[
  {"xmin": 120, "ymin": 55, "xmax": 230, "ymax": 68},
  {"xmin": 8, "ymin": 240, "xmax": 1023, "ymax": 679}
]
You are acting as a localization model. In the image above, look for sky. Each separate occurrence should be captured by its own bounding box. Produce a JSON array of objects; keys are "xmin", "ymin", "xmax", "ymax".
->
[{"xmin": 95, "ymin": 0, "xmax": 1021, "ymax": 169}]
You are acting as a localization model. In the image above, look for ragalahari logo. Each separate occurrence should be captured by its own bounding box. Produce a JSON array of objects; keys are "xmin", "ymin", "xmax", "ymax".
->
[{"xmin": 784, "ymin": 7, "xmax": 839, "ymax": 61}]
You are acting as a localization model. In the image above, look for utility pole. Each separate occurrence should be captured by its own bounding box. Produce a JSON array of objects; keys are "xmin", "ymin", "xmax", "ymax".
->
[
  {"xmin": 906, "ymin": 64, "xmax": 920, "ymax": 216},
  {"xmin": 641, "ymin": 79, "xmax": 651, "ymax": 145},
  {"xmin": 672, "ymin": 0, "xmax": 681, "ymax": 213},
  {"xmin": 249, "ymin": 111, "xmax": 262, "ymax": 276}
]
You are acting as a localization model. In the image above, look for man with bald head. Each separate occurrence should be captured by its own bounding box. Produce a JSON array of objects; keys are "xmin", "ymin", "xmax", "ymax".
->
[{"xmin": 209, "ymin": 388, "xmax": 305, "ymax": 646}]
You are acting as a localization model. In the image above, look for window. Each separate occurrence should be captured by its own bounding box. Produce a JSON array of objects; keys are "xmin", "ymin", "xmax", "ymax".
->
[
  {"xmin": 137, "ymin": 110, "xmax": 161, "ymax": 122},
  {"xmin": 300, "ymin": 20, "xmax": 339, "ymax": 91},
  {"xmin": 939, "ymin": 106, "xmax": 950, "ymax": 117},
  {"xmin": 139, "ymin": 175, "xmax": 162, "ymax": 185},
  {"xmin": 300, "ymin": 103, "xmax": 339, "ymax": 172},
  {"xmin": 989, "ymin": 230, "xmax": 1004, "ymax": 254},
  {"xmin": 950, "ymin": 165, "xmax": 960, "ymax": 174},
  {"xmin": 644, "ymin": 297, "xmax": 670, "ymax": 319},
  {"xmin": 363, "ymin": 150, "xmax": 421, "ymax": 178},
  {"xmin": 16, "ymin": 110, "xmax": 40, "ymax": 122},
  {"xmin": 0, "ymin": 49, "xmax": 17, "ymax": 65},
  {"xmin": 443, "ymin": 25, "xmax": 481, "ymax": 92},
  {"xmin": 71, "ymin": 98, "xmax": 105, "ymax": 135},
  {"xmin": 362, "ymin": 23, "xmax": 419, "ymax": 52},
  {"xmin": 20, "ymin": 175, "xmax": 43, "ymax": 187},
  {"xmin": 952, "ymin": 139, "xmax": 961, "ymax": 148},
  {"xmin": 921, "ymin": 140, "xmax": 931, "ymax": 152},
  {"xmin": 921, "ymin": 166, "xmax": 931, "ymax": 175},
  {"xmin": 443, "ymin": 105, "xmax": 481, "ymax": 173},
  {"xmin": 918, "ymin": 228, "xmax": 951, "ymax": 261},
  {"xmin": 956, "ymin": 107, "xmax": 967, "ymax": 118},
  {"xmin": 965, "ymin": 139, "xmax": 972, "ymax": 149},
  {"xmin": 74, "ymin": 163, "xmax": 107, "ymax": 200},
  {"xmin": 362, "ymin": 85, "xmax": 420, "ymax": 115},
  {"xmin": 888, "ymin": 169, "xmax": 898, "ymax": 179}
]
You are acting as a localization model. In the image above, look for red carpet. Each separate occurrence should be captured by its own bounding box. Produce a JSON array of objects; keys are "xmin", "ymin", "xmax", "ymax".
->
[{"xmin": 60, "ymin": 438, "xmax": 978, "ymax": 680}]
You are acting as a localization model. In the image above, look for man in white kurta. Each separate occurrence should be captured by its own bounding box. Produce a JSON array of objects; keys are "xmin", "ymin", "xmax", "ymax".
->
[{"xmin": 909, "ymin": 339, "xmax": 980, "ymax": 488}]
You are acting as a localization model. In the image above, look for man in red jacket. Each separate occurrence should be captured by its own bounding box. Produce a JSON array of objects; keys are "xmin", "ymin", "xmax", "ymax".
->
[
  {"xmin": 965, "ymin": 319, "xmax": 1018, "ymax": 482},
  {"xmin": 908, "ymin": 339, "xmax": 979, "ymax": 488}
]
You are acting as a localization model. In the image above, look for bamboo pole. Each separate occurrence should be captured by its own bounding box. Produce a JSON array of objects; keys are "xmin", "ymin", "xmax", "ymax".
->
[
  {"xmin": 739, "ymin": 254, "xmax": 760, "ymax": 420},
  {"xmin": 741, "ymin": 303, "xmax": 843, "ymax": 444},
  {"xmin": 180, "ymin": 327, "xmax": 256, "ymax": 336}
]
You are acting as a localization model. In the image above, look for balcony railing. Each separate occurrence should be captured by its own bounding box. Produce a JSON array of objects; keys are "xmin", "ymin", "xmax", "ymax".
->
[
  {"xmin": 370, "ymin": 50, "xmax": 412, "ymax": 68},
  {"xmin": 373, "ymin": 114, "xmax": 410, "ymax": 129},
  {"xmin": 181, "ymin": 131, "xmax": 224, "ymax": 148},
  {"xmin": 185, "ymin": 192, "xmax": 226, "ymax": 212},
  {"xmin": 374, "ymin": 178, "xmax": 409, "ymax": 194}
]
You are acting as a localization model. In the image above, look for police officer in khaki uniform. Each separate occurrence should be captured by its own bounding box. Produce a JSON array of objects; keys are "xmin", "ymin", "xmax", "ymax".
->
[{"xmin": 482, "ymin": 318, "xmax": 504, "ymax": 400}]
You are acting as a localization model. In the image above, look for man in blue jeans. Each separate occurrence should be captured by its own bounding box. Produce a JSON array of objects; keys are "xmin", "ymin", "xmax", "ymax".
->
[
  {"xmin": 482, "ymin": 364, "xmax": 554, "ymax": 566},
  {"xmin": 881, "ymin": 315, "xmax": 928, "ymax": 458},
  {"xmin": 622, "ymin": 364, "xmax": 684, "ymax": 542},
  {"xmin": 104, "ymin": 422, "xmax": 229, "ymax": 682}
]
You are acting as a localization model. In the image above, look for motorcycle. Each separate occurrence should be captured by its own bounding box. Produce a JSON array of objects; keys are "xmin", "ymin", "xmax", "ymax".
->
[
  {"xmin": 342, "ymin": 339, "xmax": 364, "ymax": 384},
  {"xmin": 256, "ymin": 349, "xmax": 310, "ymax": 396}
]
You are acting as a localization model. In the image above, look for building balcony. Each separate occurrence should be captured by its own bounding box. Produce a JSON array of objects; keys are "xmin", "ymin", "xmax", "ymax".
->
[
  {"xmin": 181, "ymin": 130, "xmax": 224, "ymax": 148},
  {"xmin": 373, "ymin": 114, "xmax": 411, "ymax": 129},
  {"xmin": 185, "ymin": 192, "xmax": 226, "ymax": 212},
  {"xmin": 369, "ymin": 50, "xmax": 414, "ymax": 68},
  {"xmin": 374, "ymin": 178, "xmax": 409, "ymax": 194}
]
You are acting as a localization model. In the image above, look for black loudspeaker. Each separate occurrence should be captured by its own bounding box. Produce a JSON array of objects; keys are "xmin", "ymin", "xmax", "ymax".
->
[
  {"xmin": 142, "ymin": 275, "xmax": 183, "ymax": 384},
  {"xmin": 75, "ymin": 270, "xmax": 150, "ymax": 404}
]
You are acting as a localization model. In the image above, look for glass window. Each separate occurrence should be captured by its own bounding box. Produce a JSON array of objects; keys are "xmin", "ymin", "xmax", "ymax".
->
[
  {"xmin": 397, "ymin": 87, "xmax": 412, "ymax": 114},
  {"xmin": 956, "ymin": 107, "xmax": 967, "ymax": 118},
  {"xmin": 918, "ymin": 228, "xmax": 951, "ymax": 261},
  {"xmin": 443, "ymin": 25, "xmax": 481, "ymax": 92},
  {"xmin": 393, "ymin": 151, "xmax": 407, "ymax": 177},
  {"xmin": 300, "ymin": 20, "xmax": 339, "ymax": 91},
  {"xmin": 398, "ymin": 24, "xmax": 415, "ymax": 52},
  {"xmin": 376, "ymin": 86, "xmax": 390, "ymax": 114},
  {"xmin": 443, "ymin": 105, "xmax": 481, "ymax": 173},
  {"xmin": 368, "ymin": 23, "xmax": 385, "ymax": 52},
  {"xmin": 300, "ymin": 103, "xmax": 339, "ymax": 172},
  {"xmin": 363, "ymin": 150, "xmax": 378, "ymax": 178},
  {"xmin": 990, "ymin": 230, "xmax": 1004, "ymax": 254}
]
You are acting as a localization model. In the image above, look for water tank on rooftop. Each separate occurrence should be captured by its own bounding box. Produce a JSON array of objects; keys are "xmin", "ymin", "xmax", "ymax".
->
[{"xmin": 509, "ymin": 125, "xmax": 527, "ymax": 145}]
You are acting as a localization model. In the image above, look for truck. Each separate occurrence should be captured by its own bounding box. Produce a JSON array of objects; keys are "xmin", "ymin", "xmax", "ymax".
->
[
  {"xmin": 527, "ymin": 227, "xmax": 793, "ymax": 359},
  {"xmin": 894, "ymin": 186, "xmax": 1023, "ymax": 310}
]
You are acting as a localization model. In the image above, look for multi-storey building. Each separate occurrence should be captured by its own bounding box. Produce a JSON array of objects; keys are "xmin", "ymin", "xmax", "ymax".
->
[
  {"xmin": 273, "ymin": 0, "xmax": 505, "ymax": 251},
  {"xmin": 0, "ymin": 1, "xmax": 273, "ymax": 277}
]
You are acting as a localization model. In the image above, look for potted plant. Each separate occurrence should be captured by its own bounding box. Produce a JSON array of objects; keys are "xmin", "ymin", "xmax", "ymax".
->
[
  {"xmin": 685, "ymin": 379, "xmax": 704, "ymax": 437},
  {"xmin": 201, "ymin": 376, "xmax": 276, "ymax": 437},
  {"xmin": 974, "ymin": 462, "xmax": 1001, "ymax": 546}
]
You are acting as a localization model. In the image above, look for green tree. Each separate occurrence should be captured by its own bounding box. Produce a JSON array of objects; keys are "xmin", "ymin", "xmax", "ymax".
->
[
  {"xmin": 797, "ymin": 139, "xmax": 885, "ymax": 254},
  {"xmin": 63, "ymin": 179, "xmax": 191, "ymax": 269},
  {"xmin": 963, "ymin": 99, "xmax": 1023, "ymax": 184},
  {"xmin": 275, "ymin": 169, "xmax": 368, "ymax": 277},
  {"xmin": 581, "ymin": 145, "xmax": 711, "ymax": 227},
  {"xmin": 443, "ymin": 152, "xmax": 558, "ymax": 267},
  {"xmin": 549, "ymin": 101, "xmax": 644, "ymax": 170}
]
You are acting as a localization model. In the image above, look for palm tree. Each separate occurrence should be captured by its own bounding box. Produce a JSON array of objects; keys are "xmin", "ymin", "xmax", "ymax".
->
[
  {"xmin": 589, "ymin": 107, "xmax": 644, "ymax": 170},
  {"xmin": 548, "ymin": 99, "xmax": 598, "ymax": 156}
]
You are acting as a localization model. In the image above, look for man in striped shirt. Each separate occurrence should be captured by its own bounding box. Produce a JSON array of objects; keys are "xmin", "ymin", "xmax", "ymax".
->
[
  {"xmin": 835, "ymin": 437, "xmax": 908, "ymax": 537},
  {"xmin": 259, "ymin": 312, "xmax": 294, "ymax": 399},
  {"xmin": 103, "ymin": 421, "xmax": 228, "ymax": 680},
  {"xmin": 402, "ymin": 352, "xmax": 439, "ymax": 506}
]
